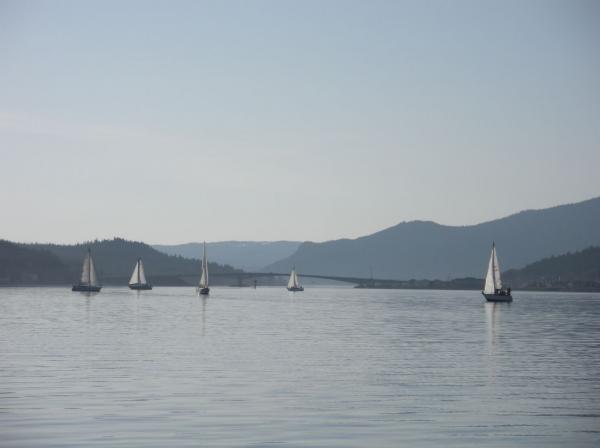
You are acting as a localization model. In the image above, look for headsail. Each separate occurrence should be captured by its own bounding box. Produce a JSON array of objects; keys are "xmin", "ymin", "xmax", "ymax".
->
[
  {"xmin": 483, "ymin": 243, "xmax": 502, "ymax": 293},
  {"xmin": 129, "ymin": 260, "xmax": 140, "ymax": 285}
]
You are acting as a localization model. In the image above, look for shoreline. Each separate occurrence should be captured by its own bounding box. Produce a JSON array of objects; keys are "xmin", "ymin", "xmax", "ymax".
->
[{"xmin": 2, "ymin": 283, "xmax": 600, "ymax": 293}]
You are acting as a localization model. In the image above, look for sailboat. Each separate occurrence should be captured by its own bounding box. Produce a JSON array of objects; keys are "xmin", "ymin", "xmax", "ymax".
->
[
  {"xmin": 128, "ymin": 258, "xmax": 152, "ymax": 290},
  {"xmin": 287, "ymin": 267, "xmax": 304, "ymax": 291},
  {"xmin": 482, "ymin": 242, "xmax": 512, "ymax": 302},
  {"xmin": 72, "ymin": 248, "xmax": 102, "ymax": 292},
  {"xmin": 197, "ymin": 242, "xmax": 210, "ymax": 295}
]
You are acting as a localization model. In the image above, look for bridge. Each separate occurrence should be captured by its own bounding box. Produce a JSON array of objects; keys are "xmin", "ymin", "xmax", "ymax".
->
[
  {"xmin": 207, "ymin": 272, "xmax": 386, "ymax": 288},
  {"xmin": 101, "ymin": 271, "xmax": 481, "ymax": 290}
]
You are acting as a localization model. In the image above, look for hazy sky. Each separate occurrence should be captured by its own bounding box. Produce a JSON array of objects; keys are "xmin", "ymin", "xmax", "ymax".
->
[{"xmin": 1, "ymin": 0, "xmax": 599, "ymax": 244}]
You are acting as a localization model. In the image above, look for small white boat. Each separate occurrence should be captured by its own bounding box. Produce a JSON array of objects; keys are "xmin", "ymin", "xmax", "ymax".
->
[
  {"xmin": 197, "ymin": 242, "xmax": 210, "ymax": 295},
  {"xmin": 72, "ymin": 248, "xmax": 101, "ymax": 292},
  {"xmin": 129, "ymin": 258, "xmax": 152, "ymax": 290},
  {"xmin": 482, "ymin": 242, "xmax": 512, "ymax": 302},
  {"xmin": 287, "ymin": 267, "xmax": 304, "ymax": 292}
]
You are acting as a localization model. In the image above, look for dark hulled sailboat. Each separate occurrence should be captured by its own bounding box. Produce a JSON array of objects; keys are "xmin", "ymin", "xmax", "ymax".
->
[
  {"xmin": 482, "ymin": 242, "xmax": 512, "ymax": 302},
  {"xmin": 287, "ymin": 267, "xmax": 304, "ymax": 291},
  {"xmin": 197, "ymin": 242, "xmax": 210, "ymax": 295},
  {"xmin": 72, "ymin": 248, "xmax": 102, "ymax": 292},
  {"xmin": 128, "ymin": 258, "xmax": 152, "ymax": 290}
]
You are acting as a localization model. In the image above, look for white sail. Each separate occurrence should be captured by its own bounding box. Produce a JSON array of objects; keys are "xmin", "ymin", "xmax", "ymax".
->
[
  {"xmin": 80, "ymin": 253, "xmax": 91, "ymax": 284},
  {"xmin": 288, "ymin": 268, "xmax": 300, "ymax": 288},
  {"xmin": 129, "ymin": 261, "xmax": 139, "ymax": 285},
  {"xmin": 199, "ymin": 265, "xmax": 207, "ymax": 288},
  {"xmin": 199, "ymin": 243, "xmax": 209, "ymax": 288},
  {"xmin": 89, "ymin": 255, "xmax": 98, "ymax": 287},
  {"xmin": 483, "ymin": 244, "xmax": 502, "ymax": 293},
  {"xmin": 138, "ymin": 260, "xmax": 147, "ymax": 285},
  {"xmin": 129, "ymin": 260, "xmax": 146, "ymax": 285}
]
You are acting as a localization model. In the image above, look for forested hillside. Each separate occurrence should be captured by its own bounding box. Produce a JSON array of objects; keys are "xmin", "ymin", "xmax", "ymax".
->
[
  {"xmin": 1, "ymin": 238, "xmax": 241, "ymax": 286},
  {"xmin": 0, "ymin": 240, "xmax": 70, "ymax": 284},
  {"xmin": 504, "ymin": 246, "xmax": 600, "ymax": 290}
]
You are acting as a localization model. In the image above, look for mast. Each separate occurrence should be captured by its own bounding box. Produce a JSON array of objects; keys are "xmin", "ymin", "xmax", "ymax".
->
[
  {"xmin": 87, "ymin": 248, "xmax": 91, "ymax": 286},
  {"xmin": 491, "ymin": 242, "xmax": 496, "ymax": 289},
  {"xmin": 137, "ymin": 258, "xmax": 141, "ymax": 284}
]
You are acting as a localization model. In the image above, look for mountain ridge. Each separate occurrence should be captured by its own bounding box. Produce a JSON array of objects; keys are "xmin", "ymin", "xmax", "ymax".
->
[
  {"xmin": 153, "ymin": 240, "xmax": 301, "ymax": 271},
  {"xmin": 264, "ymin": 196, "xmax": 600, "ymax": 279}
]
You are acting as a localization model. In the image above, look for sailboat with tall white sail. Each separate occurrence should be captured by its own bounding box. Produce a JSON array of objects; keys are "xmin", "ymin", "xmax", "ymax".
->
[
  {"xmin": 129, "ymin": 258, "xmax": 152, "ymax": 290},
  {"xmin": 482, "ymin": 242, "xmax": 512, "ymax": 302},
  {"xmin": 72, "ymin": 248, "xmax": 102, "ymax": 292},
  {"xmin": 287, "ymin": 267, "xmax": 304, "ymax": 292},
  {"xmin": 198, "ymin": 242, "xmax": 210, "ymax": 295}
]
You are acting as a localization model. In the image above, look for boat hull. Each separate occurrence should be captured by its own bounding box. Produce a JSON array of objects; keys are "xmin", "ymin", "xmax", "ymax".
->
[
  {"xmin": 72, "ymin": 284, "xmax": 102, "ymax": 292},
  {"xmin": 198, "ymin": 287, "xmax": 210, "ymax": 295},
  {"xmin": 129, "ymin": 283, "xmax": 152, "ymax": 290},
  {"xmin": 482, "ymin": 292, "xmax": 512, "ymax": 302},
  {"xmin": 287, "ymin": 287, "xmax": 304, "ymax": 292}
]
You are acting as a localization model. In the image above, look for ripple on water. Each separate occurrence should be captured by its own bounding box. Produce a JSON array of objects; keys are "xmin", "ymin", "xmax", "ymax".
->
[{"xmin": 0, "ymin": 287, "xmax": 599, "ymax": 447}]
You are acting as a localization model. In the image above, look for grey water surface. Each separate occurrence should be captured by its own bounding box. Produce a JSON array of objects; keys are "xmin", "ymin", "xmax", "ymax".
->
[{"xmin": 1, "ymin": 287, "xmax": 599, "ymax": 447}]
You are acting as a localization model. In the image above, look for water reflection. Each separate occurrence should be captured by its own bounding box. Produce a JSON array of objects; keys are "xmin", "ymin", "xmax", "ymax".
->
[
  {"xmin": 485, "ymin": 302, "xmax": 501, "ymax": 348},
  {"xmin": 74, "ymin": 291, "xmax": 99, "ymax": 298},
  {"xmin": 484, "ymin": 302, "xmax": 501, "ymax": 385},
  {"xmin": 201, "ymin": 295, "xmax": 208, "ymax": 336},
  {"xmin": 82, "ymin": 291, "xmax": 99, "ymax": 324}
]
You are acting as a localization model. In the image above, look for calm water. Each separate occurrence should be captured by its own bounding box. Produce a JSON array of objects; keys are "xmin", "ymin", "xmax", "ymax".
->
[{"xmin": 0, "ymin": 287, "xmax": 599, "ymax": 447}]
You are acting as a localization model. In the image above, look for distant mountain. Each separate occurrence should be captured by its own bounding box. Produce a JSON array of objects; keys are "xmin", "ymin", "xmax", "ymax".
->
[
  {"xmin": 153, "ymin": 241, "xmax": 301, "ymax": 271},
  {"xmin": 6, "ymin": 238, "xmax": 241, "ymax": 286},
  {"xmin": 0, "ymin": 240, "xmax": 70, "ymax": 284},
  {"xmin": 504, "ymin": 246, "xmax": 600, "ymax": 290},
  {"xmin": 264, "ymin": 197, "xmax": 600, "ymax": 280}
]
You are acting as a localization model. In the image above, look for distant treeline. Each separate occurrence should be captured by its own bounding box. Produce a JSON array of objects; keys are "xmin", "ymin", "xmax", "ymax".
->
[
  {"xmin": 0, "ymin": 238, "xmax": 242, "ymax": 286},
  {"xmin": 355, "ymin": 277, "xmax": 484, "ymax": 290},
  {"xmin": 503, "ymin": 246, "xmax": 600, "ymax": 291},
  {"xmin": 357, "ymin": 246, "xmax": 600, "ymax": 292},
  {"xmin": 0, "ymin": 240, "xmax": 71, "ymax": 284},
  {"xmin": 2, "ymin": 238, "xmax": 600, "ymax": 291}
]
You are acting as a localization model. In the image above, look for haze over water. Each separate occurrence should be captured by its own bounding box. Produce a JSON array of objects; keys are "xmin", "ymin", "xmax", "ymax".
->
[{"xmin": 1, "ymin": 287, "xmax": 599, "ymax": 447}]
